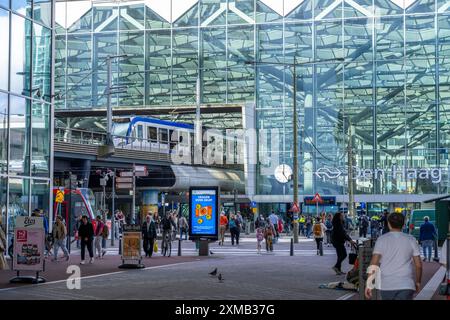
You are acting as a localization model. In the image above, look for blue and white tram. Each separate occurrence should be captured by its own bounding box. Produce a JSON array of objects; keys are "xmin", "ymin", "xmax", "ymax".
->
[{"xmin": 112, "ymin": 117, "xmax": 194, "ymax": 153}]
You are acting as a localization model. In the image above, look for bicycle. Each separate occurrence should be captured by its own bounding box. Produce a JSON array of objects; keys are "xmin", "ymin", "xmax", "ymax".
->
[{"xmin": 161, "ymin": 231, "xmax": 172, "ymax": 257}]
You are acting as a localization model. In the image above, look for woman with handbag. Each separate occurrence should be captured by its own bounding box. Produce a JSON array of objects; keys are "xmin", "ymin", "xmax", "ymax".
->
[
  {"xmin": 0, "ymin": 216, "xmax": 9, "ymax": 270},
  {"xmin": 331, "ymin": 212, "xmax": 356, "ymax": 275}
]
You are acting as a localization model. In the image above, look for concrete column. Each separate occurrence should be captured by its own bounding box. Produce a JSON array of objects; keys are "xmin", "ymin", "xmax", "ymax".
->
[{"xmin": 141, "ymin": 190, "xmax": 159, "ymax": 223}]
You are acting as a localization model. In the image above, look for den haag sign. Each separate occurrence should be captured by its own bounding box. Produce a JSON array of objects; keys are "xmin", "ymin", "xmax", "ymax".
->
[{"xmin": 314, "ymin": 165, "xmax": 444, "ymax": 184}]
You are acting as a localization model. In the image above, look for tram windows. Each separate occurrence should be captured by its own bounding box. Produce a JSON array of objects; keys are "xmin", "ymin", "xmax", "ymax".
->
[
  {"xmin": 159, "ymin": 128, "xmax": 168, "ymax": 142},
  {"xmin": 148, "ymin": 126, "xmax": 157, "ymax": 142},
  {"xmin": 137, "ymin": 125, "xmax": 143, "ymax": 140}
]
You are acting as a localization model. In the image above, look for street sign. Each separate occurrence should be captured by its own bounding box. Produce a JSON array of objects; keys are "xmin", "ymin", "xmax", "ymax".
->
[
  {"xmin": 116, "ymin": 183, "xmax": 133, "ymax": 189},
  {"xmin": 116, "ymin": 177, "xmax": 133, "ymax": 183},
  {"xmin": 120, "ymin": 171, "xmax": 133, "ymax": 177},
  {"xmin": 250, "ymin": 201, "xmax": 257, "ymax": 208},
  {"xmin": 313, "ymin": 193, "xmax": 323, "ymax": 203},
  {"xmin": 304, "ymin": 196, "xmax": 335, "ymax": 205},
  {"xmin": 134, "ymin": 165, "xmax": 148, "ymax": 177}
]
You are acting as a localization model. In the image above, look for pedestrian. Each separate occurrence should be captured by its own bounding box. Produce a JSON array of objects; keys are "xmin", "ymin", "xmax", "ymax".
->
[
  {"xmin": 380, "ymin": 210, "xmax": 390, "ymax": 235},
  {"xmin": 269, "ymin": 211, "xmax": 279, "ymax": 241},
  {"xmin": 419, "ymin": 216, "xmax": 437, "ymax": 262},
  {"xmin": 101, "ymin": 220, "xmax": 109, "ymax": 254},
  {"xmin": 358, "ymin": 211, "xmax": 369, "ymax": 238},
  {"xmin": 78, "ymin": 215, "xmax": 94, "ymax": 264},
  {"xmin": 94, "ymin": 215, "xmax": 106, "ymax": 259},
  {"xmin": 229, "ymin": 214, "xmax": 240, "ymax": 246},
  {"xmin": 52, "ymin": 216, "xmax": 69, "ymax": 262},
  {"xmin": 325, "ymin": 214, "xmax": 333, "ymax": 246},
  {"xmin": 370, "ymin": 215, "xmax": 380, "ymax": 240},
  {"xmin": 299, "ymin": 214, "xmax": 305, "ymax": 236},
  {"xmin": 331, "ymin": 212, "xmax": 355, "ymax": 275},
  {"xmin": 219, "ymin": 211, "xmax": 228, "ymax": 246},
  {"xmin": 256, "ymin": 225, "xmax": 264, "ymax": 254},
  {"xmin": 142, "ymin": 214, "xmax": 157, "ymax": 257},
  {"xmin": 75, "ymin": 215, "xmax": 82, "ymax": 248},
  {"xmin": 305, "ymin": 215, "xmax": 313, "ymax": 238},
  {"xmin": 178, "ymin": 214, "xmax": 188, "ymax": 241},
  {"xmin": 313, "ymin": 217, "xmax": 327, "ymax": 255},
  {"xmin": 0, "ymin": 216, "xmax": 8, "ymax": 270},
  {"xmin": 365, "ymin": 213, "xmax": 422, "ymax": 300},
  {"xmin": 264, "ymin": 219, "xmax": 275, "ymax": 252}
]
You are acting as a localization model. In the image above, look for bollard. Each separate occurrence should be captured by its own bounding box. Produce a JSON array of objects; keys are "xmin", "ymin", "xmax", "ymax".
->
[
  {"xmin": 178, "ymin": 239, "xmax": 182, "ymax": 256},
  {"xmin": 290, "ymin": 238, "xmax": 294, "ymax": 256},
  {"xmin": 118, "ymin": 235, "xmax": 122, "ymax": 255}
]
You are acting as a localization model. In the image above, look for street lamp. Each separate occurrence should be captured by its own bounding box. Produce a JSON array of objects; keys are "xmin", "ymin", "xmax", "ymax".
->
[
  {"xmin": 245, "ymin": 57, "xmax": 344, "ymax": 244},
  {"xmin": 99, "ymin": 54, "xmax": 128, "ymax": 157}
]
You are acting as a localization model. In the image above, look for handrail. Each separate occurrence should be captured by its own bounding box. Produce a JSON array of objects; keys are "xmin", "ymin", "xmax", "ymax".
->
[{"xmin": 54, "ymin": 126, "xmax": 244, "ymax": 169}]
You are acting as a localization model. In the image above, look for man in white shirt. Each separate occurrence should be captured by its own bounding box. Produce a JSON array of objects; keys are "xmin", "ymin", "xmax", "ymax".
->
[{"xmin": 365, "ymin": 212, "xmax": 422, "ymax": 300}]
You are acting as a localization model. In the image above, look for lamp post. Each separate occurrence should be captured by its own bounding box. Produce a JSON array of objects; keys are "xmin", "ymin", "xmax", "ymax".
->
[{"xmin": 245, "ymin": 58, "xmax": 344, "ymax": 244}]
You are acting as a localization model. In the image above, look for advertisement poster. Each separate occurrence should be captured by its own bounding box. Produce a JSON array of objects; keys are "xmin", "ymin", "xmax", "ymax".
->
[
  {"xmin": 122, "ymin": 225, "xmax": 141, "ymax": 260},
  {"xmin": 13, "ymin": 217, "xmax": 45, "ymax": 272},
  {"xmin": 189, "ymin": 187, "xmax": 219, "ymax": 238}
]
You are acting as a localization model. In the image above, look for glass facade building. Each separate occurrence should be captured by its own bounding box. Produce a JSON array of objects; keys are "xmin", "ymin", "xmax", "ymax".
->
[
  {"xmin": 54, "ymin": 0, "xmax": 450, "ymax": 205},
  {"xmin": 0, "ymin": 0, "xmax": 53, "ymax": 238}
]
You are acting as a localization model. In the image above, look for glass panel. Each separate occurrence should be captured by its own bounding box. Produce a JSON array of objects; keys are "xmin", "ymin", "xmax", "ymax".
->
[
  {"xmin": 406, "ymin": 0, "xmax": 435, "ymax": 13},
  {"xmin": 119, "ymin": 4, "xmax": 144, "ymax": 31},
  {"xmin": 54, "ymin": 34, "xmax": 66, "ymax": 109},
  {"xmin": 0, "ymin": 92, "xmax": 8, "ymax": 174},
  {"xmin": 10, "ymin": 13, "xmax": 31, "ymax": 96},
  {"xmin": 258, "ymin": 23, "xmax": 283, "ymax": 63},
  {"xmin": 202, "ymin": 27, "xmax": 226, "ymax": 69},
  {"xmin": 33, "ymin": 0, "xmax": 52, "ymax": 27},
  {"xmin": 173, "ymin": 1, "xmax": 198, "ymax": 27},
  {"xmin": 374, "ymin": 0, "xmax": 404, "ymax": 16},
  {"xmin": 285, "ymin": 22, "xmax": 313, "ymax": 64},
  {"xmin": 32, "ymin": 23, "xmax": 52, "ymax": 102},
  {"xmin": 31, "ymin": 179, "xmax": 49, "ymax": 221},
  {"xmin": 0, "ymin": 178, "xmax": 6, "ymax": 234},
  {"xmin": 344, "ymin": 18, "xmax": 373, "ymax": 62},
  {"xmin": 285, "ymin": 0, "xmax": 313, "ymax": 21},
  {"xmin": 315, "ymin": 21, "xmax": 343, "ymax": 61},
  {"xmin": 256, "ymin": 0, "xmax": 283, "ymax": 23},
  {"xmin": 11, "ymin": 0, "xmax": 31, "ymax": 18},
  {"xmin": 376, "ymin": 61, "xmax": 405, "ymax": 106},
  {"xmin": 31, "ymin": 101, "xmax": 49, "ymax": 177},
  {"xmin": 147, "ymin": 30, "xmax": 171, "ymax": 105},
  {"xmin": 9, "ymin": 95, "xmax": 30, "ymax": 175},
  {"xmin": 8, "ymin": 178, "xmax": 30, "ymax": 238},
  {"xmin": 93, "ymin": 4, "xmax": 118, "ymax": 32},
  {"xmin": 376, "ymin": 16, "xmax": 404, "ymax": 60},
  {"xmin": 0, "ymin": 8, "xmax": 9, "ymax": 91},
  {"xmin": 66, "ymin": 34, "xmax": 92, "ymax": 109},
  {"xmin": 405, "ymin": 15, "xmax": 435, "ymax": 59},
  {"xmin": 228, "ymin": 0, "xmax": 254, "ymax": 25},
  {"xmin": 201, "ymin": 0, "xmax": 225, "ymax": 26},
  {"xmin": 172, "ymin": 27, "xmax": 198, "ymax": 105},
  {"xmin": 145, "ymin": 3, "xmax": 171, "ymax": 29},
  {"xmin": 119, "ymin": 31, "xmax": 144, "ymax": 107}
]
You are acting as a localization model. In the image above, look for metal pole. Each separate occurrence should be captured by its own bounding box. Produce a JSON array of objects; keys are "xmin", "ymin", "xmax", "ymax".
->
[
  {"xmin": 348, "ymin": 123, "xmax": 355, "ymax": 218},
  {"xmin": 106, "ymin": 56, "xmax": 112, "ymax": 146},
  {"xmin": 292, "ymin": 64, "xmax": 299, "ymax": 244},
  {"xmin": 132, "ymin": 165, "xmax": 136, "ymax": 224},
  {"xmin": 111, "ymin": 169, "xmax": 115, "ymax": 246}
]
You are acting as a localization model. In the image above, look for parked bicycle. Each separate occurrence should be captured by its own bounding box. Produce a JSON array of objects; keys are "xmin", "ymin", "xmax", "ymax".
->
[{"xmin": 161, "ymin": 231, "xmax": 172, "ymax": 257}]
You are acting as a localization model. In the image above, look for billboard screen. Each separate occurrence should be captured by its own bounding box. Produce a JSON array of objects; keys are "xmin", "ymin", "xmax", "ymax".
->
[{"xmin": 189, "ymin": 187, "xmax": 219, "ymax": 238}]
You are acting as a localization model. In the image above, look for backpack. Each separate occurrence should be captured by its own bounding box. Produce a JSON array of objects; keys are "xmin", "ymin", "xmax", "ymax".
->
[
  {"xmin": 361, "ymin": 216, "xmax": 369, "ymax": 228},
  {"xmin": 162, "ymin": 217, "xmax": 172, "ymax": 230},
  {"xmin": 313, "ymin": 223, "xmax": 322, "ymax": 237},
  {"xmin": 325, "ymin": 220, "xmax": 333, "ymax": 230},
  {"xmin": 102, "ymin": 224, "xmax": 109, "ymax": 238}
]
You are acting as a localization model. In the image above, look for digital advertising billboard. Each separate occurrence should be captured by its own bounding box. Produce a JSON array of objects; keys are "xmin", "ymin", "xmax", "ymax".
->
[{"xmin": 189, "ymin": 187, "xmax": 219, "ymax": 239}]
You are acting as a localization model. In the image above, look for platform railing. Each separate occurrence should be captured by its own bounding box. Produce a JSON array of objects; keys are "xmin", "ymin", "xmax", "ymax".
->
[{"xmin": 54, "ymin": 127, "xmax": 243, "ymax": 169}]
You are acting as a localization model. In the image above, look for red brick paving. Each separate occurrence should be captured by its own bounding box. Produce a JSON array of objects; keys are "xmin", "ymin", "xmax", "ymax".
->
[{"xmin": 0, "ymin": 255, "xmax": 206, "ymax": 289}]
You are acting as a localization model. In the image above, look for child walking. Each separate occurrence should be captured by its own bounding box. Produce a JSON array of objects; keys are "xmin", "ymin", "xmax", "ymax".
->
[{"xmin": 256, "ymin": 227, "xmax": 264, "ymax": 254}]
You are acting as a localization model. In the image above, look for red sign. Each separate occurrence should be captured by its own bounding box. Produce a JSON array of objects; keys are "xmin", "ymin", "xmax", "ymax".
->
[
  {"xmin": 312, "ymin": 193, "xmax": 323, "ymax": 204},
  {"xmin": 291, "ymin": 203, "xmax": 300, "ymax": 213},
  {"xmin": 16, "ymin": 230, "xmax": 27, "ymax": 242}
]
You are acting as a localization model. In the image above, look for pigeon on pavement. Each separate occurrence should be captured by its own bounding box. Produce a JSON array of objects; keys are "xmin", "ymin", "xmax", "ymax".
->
[
  {"xmin": 218, "ymin": 274, "xmax": 224, "ymax": 282},
  {"xmin": 209, "ymin": 268, "xmax": 217, "ymax": 276}
]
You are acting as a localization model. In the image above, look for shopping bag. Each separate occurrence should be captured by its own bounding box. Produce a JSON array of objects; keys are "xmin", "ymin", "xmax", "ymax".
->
[
  {"xmin": 348, "ymin": 244, "xmax": 358, "ymax": 265},
  {"xmin": 153, "ymin": 242, "xmax": 158, "ymax": 253}
]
